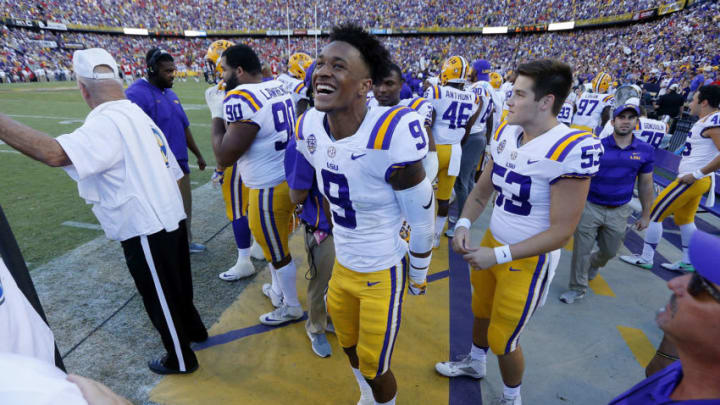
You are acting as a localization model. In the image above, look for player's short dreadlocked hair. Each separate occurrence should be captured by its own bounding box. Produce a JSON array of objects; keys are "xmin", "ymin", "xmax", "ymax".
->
[{"xmin": 329, "ymin": 23, "xmax": 391, "ymax": 84}]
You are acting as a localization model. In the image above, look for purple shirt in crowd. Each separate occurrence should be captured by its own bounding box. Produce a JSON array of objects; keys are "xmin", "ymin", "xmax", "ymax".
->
[
  {"xmin": 125, "ymin": 79, "xmax": 191, "ymax": 173},
  {"xmin": 588, "ymin": 134, "xmax": 654, "ymax": 207},
  {"xmin": 609, "ymin": 361, "xmax": 720, "ymax": 404}
]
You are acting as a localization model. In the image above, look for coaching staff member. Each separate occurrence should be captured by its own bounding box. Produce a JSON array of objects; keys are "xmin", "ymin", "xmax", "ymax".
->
[
  {"xmin": 126, "ymin": 48, "xmax": 207, "ymax": 253},
  {"xmin": 0, "ymin": 48, "xmax": 207, "ymax": 374}
]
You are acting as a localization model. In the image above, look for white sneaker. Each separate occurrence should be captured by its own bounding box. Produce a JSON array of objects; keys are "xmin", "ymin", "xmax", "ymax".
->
[
  {"xmin": 660, "ymin": 261, "xmax": 695, "ymax": 272},
  {"xmin": 435, "ymin": 354, "xmax": 486, "ymax": 379},
  {"xmin": 619, "ymin": 255, "xmax": 653, "ymax": 270},
  {"xmin": 218, "ymin": 258, "xmax": 255, "ymax": 281},
  {"xmin": 494, "ymin": 394, "xmax": 522, "ymax": 405},
  {"xmin": 259, "ymin": 304, "xmax": 303, "ymax": 326},
  {"xmin": 250, "ymin": 241, "xmax": 265, "ymax": 260},
  {"xmin": 262, "ymin": 283, "xmax": 283, "ymax": 308}
]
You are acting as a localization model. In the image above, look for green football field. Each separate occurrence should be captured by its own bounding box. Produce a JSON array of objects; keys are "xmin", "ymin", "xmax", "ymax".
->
[{"xmin": 0, "ymin": 80, "xmax": 217, "ymax": 268}]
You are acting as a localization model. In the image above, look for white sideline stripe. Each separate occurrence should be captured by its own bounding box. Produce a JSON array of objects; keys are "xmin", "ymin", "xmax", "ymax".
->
[
  {"xmin": 61, "ymin": 221, "xmax": 103, "ymax": 231},
  {"xmin": 8, "ymin": 113, "xmax": 82, "ymax": 120},
  {"xmin": 140, "ymin": 235, "xmax": 186, "ymax": 372},
  {"xmin": 0, "ymin": 149, "xmax": 20, "ymax": 154}
]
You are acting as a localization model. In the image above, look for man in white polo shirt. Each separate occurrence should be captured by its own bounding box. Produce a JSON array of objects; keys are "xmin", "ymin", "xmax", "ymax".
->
[{"xmin": 0, "ymin": 48, "xmax": 207, "ymax": 375}]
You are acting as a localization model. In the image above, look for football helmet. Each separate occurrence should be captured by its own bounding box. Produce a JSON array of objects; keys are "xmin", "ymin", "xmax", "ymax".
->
[
  {"xmin": 440, "ymin": 56, "xmax": 469, "ymax": 85},
  {"xmin": 204, "ymin": 40, "xmax": 234, "ymax": 84},
  {"xmin": 288, "ymin": 52, "xmax": 313, "ymax": 80},
  {"xmin": 613, "ymin": 85, "xmax": 641, "ymax": 108},
  {"xmin": 591, "ymin": 72, "xmax": 612, "ymax": 93},
  {"xmin": 489, "ymin": 72, "xmax": 503, "ymax": 90}
]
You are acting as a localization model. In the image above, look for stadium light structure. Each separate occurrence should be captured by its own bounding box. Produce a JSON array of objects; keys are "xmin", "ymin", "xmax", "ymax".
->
[
  {"xmin": 123, "ymin": 27, "xmax": 149, "ymax": 35},
  {"xmin": 184, "ymin": 30, "xmax": 207, "ymax": 37},
  {"xmin": 482, "ymin": 26, "xmax": 508, "ymax": 34},
  {"xmin": 548, "ymin": 21, "xmax": 575, "ymax": 31}
]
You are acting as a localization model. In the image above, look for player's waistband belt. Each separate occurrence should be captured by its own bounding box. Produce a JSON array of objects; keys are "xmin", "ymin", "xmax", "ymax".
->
[{"xmin": 590, "ymin": 201, "xmax": 625, "ymax": 209}]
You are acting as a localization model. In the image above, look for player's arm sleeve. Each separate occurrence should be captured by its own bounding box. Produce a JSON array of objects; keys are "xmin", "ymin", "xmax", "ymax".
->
[
  {"xmin": 284, "ymin": 135, "xmax": 315, "ymax": 191},
  {"xmin": 549, "ymin": 136, "xmax": 604, "ymax": 184},
  {"xmin": 395, "ymin": 176, "xmax": 434, "ymax": 288},
  {"xmin": 56, "ymin": 116, "xmax": 123, "ymax": 180},
  {"xmin": 222, "ymin": 88, "xmax": 261, "ymax": 126}
]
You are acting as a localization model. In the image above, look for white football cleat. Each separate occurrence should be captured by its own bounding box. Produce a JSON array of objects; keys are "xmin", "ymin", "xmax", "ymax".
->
[
  {"xmin": 262, "ymin": 283, "xmax": 284, "ymax": 308},
  {"xmin": 259, "ymin": 304, "xmax": 303, "ymax": 326},
  {"xmin": 218, "ymin": 258, "xmax": 255, "ymax": 282},
  {"xmin": 494, "ymin": 394, "xmax": 522, "ymax": 405},
  {"xmin": 435, "ymin": 354, "xmax": 486, "ymax": 379}
]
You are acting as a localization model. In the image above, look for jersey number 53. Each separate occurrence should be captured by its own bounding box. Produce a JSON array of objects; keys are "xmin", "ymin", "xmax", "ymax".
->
[{"xmin": 492, "ymin": 164, "xmax": 532, "ymax": 216}]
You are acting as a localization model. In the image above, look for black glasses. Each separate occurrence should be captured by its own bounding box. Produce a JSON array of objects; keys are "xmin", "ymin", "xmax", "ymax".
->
[{"xmin": 688, "ymin": 273, "xmax": 720, "ymax": 304}]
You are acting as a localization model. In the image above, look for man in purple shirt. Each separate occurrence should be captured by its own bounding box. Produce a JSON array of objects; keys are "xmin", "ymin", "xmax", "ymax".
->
[
  {"xmin": 126, "ymin": 48, "xmax": 207, "ymax": 253},
  {"xmin": 609, "ymin": 230, "xmax": 720, "ymax": 404},
  {"xmin": 285, "ymin": 134, "xmax": 335, "ymax": 358},
  {"xmin": 560, "ymin": 102, "xmax": 655, "ymax": 303}
]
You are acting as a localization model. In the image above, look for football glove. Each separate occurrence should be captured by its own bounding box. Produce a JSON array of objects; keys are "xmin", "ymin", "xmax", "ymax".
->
[{"xmin": 211, "ymin": 169, "xmax": 224, "ymax": 188}]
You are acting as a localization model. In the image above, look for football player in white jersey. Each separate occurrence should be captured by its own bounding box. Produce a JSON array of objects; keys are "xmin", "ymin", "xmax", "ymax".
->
[
  {"xmin": 556, "ymin": 96, "xmax": 575, "ymax": 126},
  {"xmin": 372, "ymin": 62, "xmax": 438, "ymax": 181},
  {"xmin": 425, "ymin": 56, "xmax": 481, "ymax": 246},
  {"xmin": 216, "ymin": 44, "xmax": 302, "ymax": 326},
  {"xmin": 435, "ymin": 60, "xmax": 602, "ymax": 405},
  {"xmin": 499, "ymin": 70, "xmax": 516, "ymax": 122},
  {"xmin": 571, "ymin": 72, "xmax": 614, "ymax": 135},
  {"xmin": 621, "ymin": 85, "xmax": 720, "ymax": 271},
  {"xmin": 276, "ymin": 52, "xmax": 313, "ymax": 117},
  {"xmin": 203, "ymin": 40, "xmax": 263, "ymax": 282},
  {"xmin": 293, "ymin": 24, "xmax": 434, "ymax": 405},
  {"xmin": 444, "ymin": 59, "xmax": 494, "ymax": 238}
]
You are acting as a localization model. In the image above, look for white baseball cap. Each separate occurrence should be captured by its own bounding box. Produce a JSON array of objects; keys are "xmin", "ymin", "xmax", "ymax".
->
[{"xmin": 72, "ymin": 48, "xmax": 119, "ymax": 80}]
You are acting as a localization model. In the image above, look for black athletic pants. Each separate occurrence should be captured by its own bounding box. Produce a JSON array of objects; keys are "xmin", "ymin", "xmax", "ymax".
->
[{"xmin": 121, "ymin": 220, "xmax": 206, "ymax": 371}]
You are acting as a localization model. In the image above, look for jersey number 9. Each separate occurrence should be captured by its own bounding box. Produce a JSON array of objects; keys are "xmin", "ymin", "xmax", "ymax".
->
[{"xmin": 321, "ymin": 169, "xmax": 356, "ymax": 229}]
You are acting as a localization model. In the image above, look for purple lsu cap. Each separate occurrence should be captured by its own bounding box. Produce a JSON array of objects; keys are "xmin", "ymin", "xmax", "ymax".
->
[
  {"xmin": 613, "ymin": 103, "xmax": 641, "ymax": 119},
  {"xmin": 472, "ymin": 59, "xmax": 491, "ymax": 81},
  {"xmin": 689, "ymin": 231, "xmax": 720, "ymax": 285}
]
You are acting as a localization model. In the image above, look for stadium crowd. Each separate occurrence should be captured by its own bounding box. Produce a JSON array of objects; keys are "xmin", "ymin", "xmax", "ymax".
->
[
  {"xmin": 1, "ymin": 1, "xmax": 718, "ymax": 88},
  {"xmin": 1, "ymin": 0, "xmax": 662, "ymax": 30}
]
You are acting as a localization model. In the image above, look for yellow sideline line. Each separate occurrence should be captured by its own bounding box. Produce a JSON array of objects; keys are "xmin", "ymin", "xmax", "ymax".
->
[
  {"xmin": 589, "ymin": 275, "xmax": 615, "ymax": 297},
  {"xmin": 617, "ymin": 325, "xmax": 655, "ymax": 368}
]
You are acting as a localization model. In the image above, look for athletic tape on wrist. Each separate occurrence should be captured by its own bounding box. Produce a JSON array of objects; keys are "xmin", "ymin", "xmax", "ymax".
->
[
  {"xmin": 455, "ymin": 217, "xmax": 471, "ymax": 230},
  {"xmin": 494, "ymin": 245, "xmax": 513, "ymax": 265},
  {"xmin": 693, "ymin": 169, "xmax": 705, "ymax": 180}
]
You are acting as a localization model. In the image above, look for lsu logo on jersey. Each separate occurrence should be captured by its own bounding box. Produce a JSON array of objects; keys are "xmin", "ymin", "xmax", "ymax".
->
[{"xmin": 152, "ymin": 127, "xmax": 170, "ymax": 168}]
